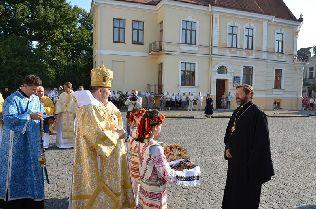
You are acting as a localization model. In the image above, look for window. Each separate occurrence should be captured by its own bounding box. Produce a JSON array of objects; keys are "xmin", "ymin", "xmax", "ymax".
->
[
  {"xmin": 228, "ymin": 25, "xmax": 238, "ymax": 48},
  {"xmin": 217, "ymin": 66, "xmax": 228, "ymax": 74},
  {"xmin": 181, "ymin": 62, "xmax": 195, "ymax": 86},
  {"xmin": 181, "ymin": 20, "xmax": 196, "ymax": 45},
  {"xmin": 245, "ymin": 27, "xmax": 253, "ymax": 50},
  {"xmin": 274, "ymin": 69, "xmax": 283, "ymax": 89},
  {"xmin": 242, "ymin": 66, "xmax": 253, "ymax": 86},
  {"xmin": 132, "ymin": 20, "xmax": 144, "ymax": 45},
  {"xmin": 276, "ymin": 32, "xmax": 284, "ymax": 53},
  {"xmin": 113, "ymin": 18, "xmax": 125, "ymax": 43},
  {"xmin": 308, "ymin": 67, "xmax": 314, "ymax": 79}
]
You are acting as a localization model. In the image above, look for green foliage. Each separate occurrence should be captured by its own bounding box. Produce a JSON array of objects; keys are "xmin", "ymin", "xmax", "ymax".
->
[{"xmin": 0, "ymin": 0, "xmax": 93, "ymax": 89}]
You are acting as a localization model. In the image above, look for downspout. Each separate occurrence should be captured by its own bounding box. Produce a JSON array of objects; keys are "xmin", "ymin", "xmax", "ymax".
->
[{"xmin": 209, "ymin": 5, "xmax": 213, "ymax": 96}]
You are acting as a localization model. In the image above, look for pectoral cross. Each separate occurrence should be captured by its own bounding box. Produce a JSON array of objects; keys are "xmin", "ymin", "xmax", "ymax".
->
[{"xmin": 231, "ymin": 122, "xmax": 236, "ymax": 134}]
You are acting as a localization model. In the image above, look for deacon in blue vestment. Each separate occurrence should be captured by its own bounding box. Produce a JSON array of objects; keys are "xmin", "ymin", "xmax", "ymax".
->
[{"xmin": 0, "ymin": 75, "xmax": 46, "ymax": 209}]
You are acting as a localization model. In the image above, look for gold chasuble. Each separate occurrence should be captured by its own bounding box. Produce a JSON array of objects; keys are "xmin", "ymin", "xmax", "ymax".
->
[
  {"xmin": 70, "ymin": 101, "xmax": 135, "ymax": 209},
  {"xmin": 55, "ymin": 92, "xmax": 78, "ymax": 139},
  {"xmin": 0, "ymin": 93, "xmax": 4, "ymax": 113},
  {"xmin": 40, "ymin": 96, "xmax": 55, "ymax": 116}
]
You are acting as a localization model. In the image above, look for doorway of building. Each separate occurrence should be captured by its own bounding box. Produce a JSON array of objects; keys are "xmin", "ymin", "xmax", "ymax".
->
[{"xmin": 216, "ymin": 79, "xmax": 226, "ymax": 109}]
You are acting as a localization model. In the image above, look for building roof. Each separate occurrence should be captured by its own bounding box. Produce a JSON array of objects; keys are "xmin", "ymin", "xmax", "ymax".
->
[{"xmin": 114, "ymin": 0, "xmax": 299, "ymax": 21}]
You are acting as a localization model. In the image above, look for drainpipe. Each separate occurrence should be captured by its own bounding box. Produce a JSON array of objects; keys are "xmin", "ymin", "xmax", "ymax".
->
[{"xmin": 209, "ymin": 5, "xmax": 213, "ymax": 96}]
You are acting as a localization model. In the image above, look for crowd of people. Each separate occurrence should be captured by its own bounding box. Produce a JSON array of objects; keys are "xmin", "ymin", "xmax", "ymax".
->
[
  {"xmin": 0, "ymin": 66, "xmax": 275, "ymax": 209},
  {"xmin": 302, "ymin": 96, "xmax": 316, "ymax": 110}
]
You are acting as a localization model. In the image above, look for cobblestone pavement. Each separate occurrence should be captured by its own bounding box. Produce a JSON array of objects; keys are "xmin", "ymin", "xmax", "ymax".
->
[{"xmin": 45, "ymin": 112, "xmax": 316, "ymax": 209}]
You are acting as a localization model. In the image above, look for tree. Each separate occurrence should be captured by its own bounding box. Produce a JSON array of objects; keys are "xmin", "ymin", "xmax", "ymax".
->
[
  {"xmin": 297, "ymin": 47, "xmax": 311, "ymax": 62},
  {"xmin": 0, "ymin": 0, "xmax": 92, "ymax": 90}
]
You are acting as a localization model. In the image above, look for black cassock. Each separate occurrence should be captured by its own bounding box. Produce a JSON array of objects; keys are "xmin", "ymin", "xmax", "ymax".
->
[{"xmin": 222, "ymin": 102, "xmax": 274, "ymax": 209}]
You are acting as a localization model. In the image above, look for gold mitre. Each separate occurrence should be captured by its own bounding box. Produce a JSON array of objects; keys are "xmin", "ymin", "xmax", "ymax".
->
[{"xmin": 91, "ymin": 65, "xmax": 113, "ymax": 88}]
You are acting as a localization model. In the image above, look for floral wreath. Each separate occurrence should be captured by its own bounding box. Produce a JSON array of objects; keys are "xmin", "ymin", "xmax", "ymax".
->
[{"xmin": 129, "ymin": 108, "xmax": 165, "ymax": 141}]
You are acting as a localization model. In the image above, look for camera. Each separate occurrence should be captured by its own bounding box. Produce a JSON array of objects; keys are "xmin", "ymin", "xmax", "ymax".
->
[{"xmin": 130, "ymin": 94, "xmax": 138, "ymax": 102}]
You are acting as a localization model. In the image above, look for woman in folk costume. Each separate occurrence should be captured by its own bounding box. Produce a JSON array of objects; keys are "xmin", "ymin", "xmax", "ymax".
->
[
  {"xmin": 128, "ymin": 109, "xmax": 183, "ymax": 209},
  {"xmin": 55, "ymin": 82, "xmax": 78, "ymax": 148},
  {"xmin": 69, "ymin": 66, "xmax": 135, "ymax": 209}
]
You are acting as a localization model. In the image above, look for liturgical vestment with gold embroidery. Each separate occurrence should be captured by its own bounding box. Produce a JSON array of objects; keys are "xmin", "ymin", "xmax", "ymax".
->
[
  {"xmin": 69, "ymin": 100, "xmax": 135, "ymax": 209},
  {"xmin": 55, "ymin": 92, "xmax": 77, "ymax": 148}
]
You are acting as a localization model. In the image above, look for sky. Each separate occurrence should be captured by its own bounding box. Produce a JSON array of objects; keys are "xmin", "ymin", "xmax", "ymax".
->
[{"xmin": 69, "ymin": 0, "xmax": 315, "ymax": 49}]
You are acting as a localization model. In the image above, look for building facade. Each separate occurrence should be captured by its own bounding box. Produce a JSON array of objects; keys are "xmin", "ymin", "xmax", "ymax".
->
[
  {"xmin": 92, "ymin": 0, "xmax": 304, "ymax": 110},
  {"xmin": 303, "ymin": 54, "xmax": 316, "ymax": 98}
]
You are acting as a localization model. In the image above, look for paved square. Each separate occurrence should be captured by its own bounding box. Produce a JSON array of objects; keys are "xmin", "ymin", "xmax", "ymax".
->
[{"xmin": 45, "ymin": 112, "xmax": 316, "ymax": 209}]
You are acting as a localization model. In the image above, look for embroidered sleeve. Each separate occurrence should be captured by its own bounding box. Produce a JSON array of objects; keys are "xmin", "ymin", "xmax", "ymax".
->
[{"xmin": 150, "ymin": 145, "xmax": 177, "ymax": 183}]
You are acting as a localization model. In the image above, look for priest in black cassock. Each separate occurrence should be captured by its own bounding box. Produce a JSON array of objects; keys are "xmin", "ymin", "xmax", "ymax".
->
[{"xmin": 222, "ymin": 84, "xmax": 274, "ymax": 209}]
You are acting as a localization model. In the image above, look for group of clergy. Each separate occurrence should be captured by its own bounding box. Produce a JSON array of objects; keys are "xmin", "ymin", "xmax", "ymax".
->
[
  {"xmin": 0, "ymin": 66, "xmax": 136, "ymax": 209},
  {"xmin": 33, "ymin": 82, "xmax": 78, "ymax": 149},
  {"xmin": 0, "ymin": 65, "xmax": 274, "ymax": 209}
]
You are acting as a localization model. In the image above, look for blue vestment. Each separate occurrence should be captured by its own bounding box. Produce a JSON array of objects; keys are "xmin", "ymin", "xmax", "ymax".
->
[{"xmin": 0, "ymin": 91, "xmax": 45, "ymax": 201}]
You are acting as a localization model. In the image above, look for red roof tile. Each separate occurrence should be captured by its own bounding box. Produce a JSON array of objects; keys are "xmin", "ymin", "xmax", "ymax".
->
[{"xmin": 114, "ymin": 0, "xmax": 298, "ymax": 21}]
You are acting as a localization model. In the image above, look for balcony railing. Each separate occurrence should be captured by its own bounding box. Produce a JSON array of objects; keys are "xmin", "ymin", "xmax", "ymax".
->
[{"xmin": 149, "ymin": 41, "xmax": 163, "ymax": 54}]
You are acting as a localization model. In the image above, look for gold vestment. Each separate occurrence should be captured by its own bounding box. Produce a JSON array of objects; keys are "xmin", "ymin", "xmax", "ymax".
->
[
  {"xmin": 55, "ymin": 92, "xmax": 77, "ymax": 139},
  {"xmin": 70, "ymin": 101, "xmax": 135, "ymax": 209},
  {"xmin": 40, "ymin": 96, "xmax": 55, "ymax": 116}
]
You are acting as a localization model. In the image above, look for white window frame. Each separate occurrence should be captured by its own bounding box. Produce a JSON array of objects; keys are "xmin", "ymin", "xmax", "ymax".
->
[
  {"xmin": 241, "ymin": 65, "xmax": 255, "ymax": 87},
  {"xmin": 275, "ymin": 29, "xmax": 285, "ymax": 53},
  {"xmin": 273, "ymin": 68, "xmax": 285, "ymax": 89},
  {"xmin": 243, "ymin": 23, "xmax": 256, "ymax": 50},
  {"xmin": 227, "ymin": 22, "xmax": 241, "ymax": 48},
  {"xmin": 178, "ymin": 61, "xmax": 198, "ymax": 87},
  {"xmin": 180, "ymin": 17, "xmax": 199, "ymax": 46}
]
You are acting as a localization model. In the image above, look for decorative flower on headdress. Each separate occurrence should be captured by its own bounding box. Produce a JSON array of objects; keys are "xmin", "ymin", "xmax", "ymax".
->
[{"xmin": 129, "ymin": 109, "xmax": 165, "ymax": 141}]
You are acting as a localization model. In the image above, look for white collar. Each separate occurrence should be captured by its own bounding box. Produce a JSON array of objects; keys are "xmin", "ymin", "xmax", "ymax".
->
[{"xmin": 73, "ymin": 90, "xmax": 102, "ymax": 107}]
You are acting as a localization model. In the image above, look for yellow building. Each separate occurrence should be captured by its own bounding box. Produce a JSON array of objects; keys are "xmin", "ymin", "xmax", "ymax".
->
[{"xmin": 92, "ymin": 0, "xmax": 304, "ymax": 110}]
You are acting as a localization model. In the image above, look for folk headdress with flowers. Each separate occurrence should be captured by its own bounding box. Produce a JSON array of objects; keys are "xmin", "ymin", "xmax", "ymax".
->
[{"xmin": 129, "ymin": 108, "xmax": 165, "ymax": 142}]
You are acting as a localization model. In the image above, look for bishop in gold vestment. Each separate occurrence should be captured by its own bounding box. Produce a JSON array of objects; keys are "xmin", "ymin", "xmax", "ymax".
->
[
  {"xmin": 69, "ymin": 66, "xmax": 135, "ymax": 209},
  {"xmin": 55, "ymin": 82, "xmax": 78, "ymax": 149}
]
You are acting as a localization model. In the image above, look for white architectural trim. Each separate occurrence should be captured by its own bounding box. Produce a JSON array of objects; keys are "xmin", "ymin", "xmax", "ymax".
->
[
  {"xmin": 157, "ymin": 0, "xmax": 209, "ymax": 12},
  {"xmin": 96, "ymin": 50, "xmax": 148, "ymax": 57},
  {"xmin": 212, "ymin": 63, "xmax": 234, "ymax": 75},
  {"xmin": 243, "ymin": 23, "xmax": 256, "ymax": 50},
  {"xmin": 165, "ymin": 51, "xmax": 209, "ymax": 57},
  {"xmin": 210, "ymin": 63, "xmax": 234, "ymax": 96},
  {"xmin": 178, "ymin": 60, "xmax": 199, "ymax": 87},
  {"xmin": 213, "ymin": 14, "xmax": 219, "ymax": 47},
  {"xmin": 210, "ymin": 6, "xmax": 274, "ymax": 21},
  {"xmin": 211, "ymin": 6, "xmax": 300, "ymax": 26},
  {"xmin": 95, "ymin": 0, "xmax": 301, "ymax": 27},
  {"xmin": 95, "ymin": 0, "xmax": 155, "ymax": 11},
  {"xmin": 211, "ymin": 54, "xmax": 291, "ymax": 64},
  {"xmin": 180, "ymin": 16, "xmax": 199, "ymax": 48},
  {"xmin": 262, "ymin": 21, "xmax": 268, "ymax": 59},
  {"xmin": 293, "ymin": 30, "xmax": 298, "ymax": 55},
  {"xmin": 273, "ymin": 18, "xmax": 301, "ymax": 27},
  {"xmin": 179, "ymin": 45, "xmax": 198, "ymax": 52}
]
